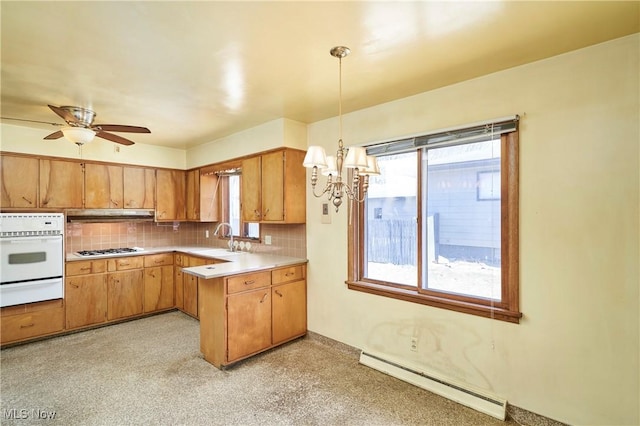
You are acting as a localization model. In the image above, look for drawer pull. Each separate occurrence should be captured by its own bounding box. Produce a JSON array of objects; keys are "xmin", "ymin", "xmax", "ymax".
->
[
  {"xmin": 244, "ymin": 280, "xmax": 255, "ymax": 285},
  {"xmin": 285, "ymin": 272, "xmax": 295, "ymax": 277},
  {"xmin": 80, "ymin": 267, "xmax": 91, "ymax": 271},
  {"xmin": 119, "ymin": 262, "xmax": 130, "ymax": 266},
  {"xmin": 20, "ymin": 323, "xmax": 35, "ymax": 329},
  {"xmin": 154, "ymin": 260, "xmax": 164, "ymax": 264},
  {"xmin": 275, "ymin": 290, "xmax": 283, "ymax": 298},
  {"xmin": 259, "ymin": 293, "xmax": 268, "ymax": 303}
]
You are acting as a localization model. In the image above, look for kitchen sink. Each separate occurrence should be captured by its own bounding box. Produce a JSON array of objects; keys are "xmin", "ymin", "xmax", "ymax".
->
[{"xmin": 192, "ymin": 248, "xmax": 248, "ymax": 258}]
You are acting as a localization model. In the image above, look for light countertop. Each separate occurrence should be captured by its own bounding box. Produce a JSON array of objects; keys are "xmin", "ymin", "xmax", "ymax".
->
[{"xmin": 66, "ymin": 246, "xmax": 307, "ymax": 279}]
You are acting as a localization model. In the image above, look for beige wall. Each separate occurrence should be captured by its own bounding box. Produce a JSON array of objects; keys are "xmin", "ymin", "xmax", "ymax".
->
[
  {"xmin": 305, "ymin": 34, "xmax": 639, "ymax": 425},
  {"xmin": 0, "ymin": 124, "xmax": 186, "ymax": 169}
]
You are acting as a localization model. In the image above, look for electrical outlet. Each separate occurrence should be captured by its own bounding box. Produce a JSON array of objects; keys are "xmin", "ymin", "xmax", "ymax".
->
[
  {"xmin": 205, "ymin": 230, "xmax": 209, "ymax": 238},
  {"xmin": 410, "ymin": 337, "xmax": 418, "ymax": 352},
  {"xmin": 264, "ymin": 235, "xmax": 272, "ymax": 245}
]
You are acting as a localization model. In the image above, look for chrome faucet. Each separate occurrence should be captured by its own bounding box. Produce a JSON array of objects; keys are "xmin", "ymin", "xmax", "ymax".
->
[{"xmin": 213, "ymin": 222, "xmax": 235, "ymax": 251}]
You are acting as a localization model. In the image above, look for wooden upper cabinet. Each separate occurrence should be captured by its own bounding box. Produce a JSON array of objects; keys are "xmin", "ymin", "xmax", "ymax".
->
[
  {"xmin": 123, "ymin": 166, "xmax": 155, "ymax": 209},
  {"xmin": 242, "ymin": 156, "xmax": 262, "ymax": 222},
  {"xmin": 185, "ymin": 169, "xmax": 200, "ymax": 221},
  {"xmin": 39, "ymin": 159, "xmax": 84, "ymax": 208},
  {"xmin": 156, "ymin": 169, "xmax": 186, "ymax": 221},
  {"xmin": 242, "ymin": 149, "xmax": 306, "ymax": 223},
  {"xmin": 1, "ymin": 155, "xmax": 39, "ymax": 208},
  {"xmin": 84, "ymin": 163, "xmax": 123, "ymax": 209},
  {"xmin": 200, "ymin": 171, "xmax": 219, "ymax": 222}
]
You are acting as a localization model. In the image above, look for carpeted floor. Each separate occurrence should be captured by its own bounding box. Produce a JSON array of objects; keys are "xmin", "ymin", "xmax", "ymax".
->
[{"xmin": 0, "ymin": 311, "xmax": 524, "ymax": 425}]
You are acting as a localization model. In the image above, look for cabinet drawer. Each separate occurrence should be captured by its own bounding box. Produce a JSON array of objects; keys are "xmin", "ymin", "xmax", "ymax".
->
[
  {"xmin": 66, "ymin": 260, "xmax": 107, "ymax": 276},
  {"xmin": 108, "ymin": 256, "xmax": 144, "ymax": 271},
  {"xmin": 272, "ymin": 264, "xmax": 305, "ymax": 284},
  {"xmin": 144, "ymin": 253, "xmax": 174, "ymax": 267},
  {"xmin": 1, "ymin": 302, "xmax": 64, "ymax": 344},
  {"xmin": 227, "ymin": 271, "xmax": 271, "ymax": 294}
]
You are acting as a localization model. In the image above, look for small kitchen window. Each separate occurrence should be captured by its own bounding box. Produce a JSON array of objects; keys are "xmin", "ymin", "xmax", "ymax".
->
[{"xmin": 218, "ymin": 172, "xmax": 259, "ymax": 240}]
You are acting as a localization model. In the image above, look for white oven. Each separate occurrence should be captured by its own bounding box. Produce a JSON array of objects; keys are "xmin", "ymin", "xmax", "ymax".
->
[{"xmin": 0, "ymin": 213, "xmax": 64, "ymax": 307}]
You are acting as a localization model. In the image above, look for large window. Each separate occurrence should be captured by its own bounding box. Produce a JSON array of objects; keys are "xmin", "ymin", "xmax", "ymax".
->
[{"xmin": 347, "ymin": 118, "xmax": 521, "ymax": 323}]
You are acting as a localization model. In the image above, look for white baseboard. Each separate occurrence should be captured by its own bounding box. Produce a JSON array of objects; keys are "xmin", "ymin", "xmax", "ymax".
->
[{"xmin": 359, "ymin": 351, "xmax": 507, "ymax": 420}]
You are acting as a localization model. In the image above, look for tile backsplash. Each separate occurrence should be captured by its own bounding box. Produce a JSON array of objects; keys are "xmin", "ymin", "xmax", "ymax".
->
[{"xmin": 65, "ymin": 221, "xmax": 306, "ymax": 258}]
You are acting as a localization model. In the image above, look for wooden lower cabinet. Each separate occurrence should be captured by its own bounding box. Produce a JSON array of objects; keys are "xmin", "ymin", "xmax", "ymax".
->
[
  {"xmin": 1, "ymin": 300, "xmax": 65, "ymax": 345},
  {"xmin": 227, "ymin": 286, "xmax": 272, "ymax": 361},
  {"xmin": 144, "ymin": 265, "xmax": 174, "ymax": 312},
  {"xmin": 66, "ymin": 274, "xmax": 108, "ymax": 329},
  {"xmin": 176, "ymin": 255, "xmax": 214, "ymax": 319},
  {"xmin": 199, "ymin": 263, "xmax": 307, "ymax": 368},
  {"xmin": 107, "ymin": 270, "xmax": 144, "ymax": 320},
  {"xmin": 144, "ymin": 254, "xmax": 174, "ymax": 313}
]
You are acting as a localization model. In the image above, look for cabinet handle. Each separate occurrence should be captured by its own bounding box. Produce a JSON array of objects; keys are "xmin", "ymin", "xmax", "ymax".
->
[
  {"xmin": 111, "ymin": 199, "xmax": 119, "ymax": 207},
  {"xmin": 41, "ymin": 199, "xmax": 49, "ymax": 206},
  {"xmin": 254, "ymin": 210, "xmax": 261, "ymax": 218},
  {"xmin": 70, "ymin": 283, "xmax": 79, "ymax": 289},
  {"xmin": 275, "ymin": 289, "xmax": 283, "ymax": 298},
  {"xmin": 22, "ymin": 196, "xmax": 33, "ymax": 204},
  {"xmin": 20, "ymin": 323, "xmax": 35, "ymax": 329},
  {"xmin": 150, "ymin": 272, "xmax": 156, "ymax": 278},
  {"xmin": 259, "ymin": 293, "xmax": 268, "ymax": 303},
  {"xmin": 263, "ymin": 208, "xmax": 270, "ymax": 218},
  {"xmin": 244, "ymin": 280, "xmax": 255, "ymax": 285}
]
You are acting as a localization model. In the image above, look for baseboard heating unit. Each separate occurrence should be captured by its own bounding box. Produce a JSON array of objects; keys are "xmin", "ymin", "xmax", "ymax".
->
[{"xmin": 359, "ymin": 351, "xmax": 507, "ymax": 420}]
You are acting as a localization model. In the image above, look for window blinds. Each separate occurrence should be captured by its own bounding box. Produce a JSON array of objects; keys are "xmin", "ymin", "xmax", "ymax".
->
[{"xmin": 366, "ymin": 115, "xmax": 519, "ymax": 156}]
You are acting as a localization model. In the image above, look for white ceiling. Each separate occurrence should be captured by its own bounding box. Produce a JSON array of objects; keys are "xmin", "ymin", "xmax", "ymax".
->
[{"xmin": 1, "ymin": 1, "xmax": 638, "ymax": 150}]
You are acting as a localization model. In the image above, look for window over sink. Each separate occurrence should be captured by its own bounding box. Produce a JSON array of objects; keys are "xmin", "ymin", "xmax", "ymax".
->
[{"xmin": 219, "ymin": 172, "xmax": 259, "ymax": 240}]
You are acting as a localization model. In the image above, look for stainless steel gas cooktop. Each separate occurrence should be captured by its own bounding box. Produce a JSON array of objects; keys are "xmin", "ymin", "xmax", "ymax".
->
[{"xmin": 76, "ymin": 247, "xmax": 143, "ymax": 257}]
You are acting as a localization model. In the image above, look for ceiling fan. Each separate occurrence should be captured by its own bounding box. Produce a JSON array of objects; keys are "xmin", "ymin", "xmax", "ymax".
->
[{"xmin": 2, "ymin": 105, "xmax": 150, "ymax": 146}]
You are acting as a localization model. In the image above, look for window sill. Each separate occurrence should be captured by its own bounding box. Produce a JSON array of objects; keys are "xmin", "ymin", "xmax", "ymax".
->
[{"xmin": 346, "ymin": 280, "xmax": 522, "ymax": 324}]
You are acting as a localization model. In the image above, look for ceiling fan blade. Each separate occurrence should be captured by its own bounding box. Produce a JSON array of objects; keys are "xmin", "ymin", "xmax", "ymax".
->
[
  {"xmin": 96, "ymin": 131, "xmax": 135, "ymax": 146},
  {"xmin": 94, "ymin": 124, "xmax": 150, "ymax": 133},
  {"xmin": 44, "ymin": 130, "xmax": 64, "ymax": 140},
  {"xmin": 48, "ymin": 105, "xmax": 76, "ymax": 124},
  {"xmin": 0, "ymin": 116, "xmax": 63, "ymax": 126}
]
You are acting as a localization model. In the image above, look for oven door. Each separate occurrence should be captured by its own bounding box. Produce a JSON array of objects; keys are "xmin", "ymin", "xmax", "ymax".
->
[{"xmin": 0, "ymin": 236, "xmax": 64, "ymax": 284}]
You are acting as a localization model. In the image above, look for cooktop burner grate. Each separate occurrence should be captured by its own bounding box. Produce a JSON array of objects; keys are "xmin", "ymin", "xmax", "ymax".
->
[{"xmin": 76, "ymin": 248, "xmax": 140, "ymax": 257}]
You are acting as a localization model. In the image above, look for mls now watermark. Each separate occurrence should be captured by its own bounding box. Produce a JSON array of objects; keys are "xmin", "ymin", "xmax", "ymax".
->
[{"xmin": 3, "ymin": 408, "xmax": 57, "ymax": 420}]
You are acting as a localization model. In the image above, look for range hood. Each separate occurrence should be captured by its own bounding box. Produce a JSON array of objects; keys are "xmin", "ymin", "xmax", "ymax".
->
[{"xmin": 65, "ymin": 209, "xmax": 155, "ymax": 223}]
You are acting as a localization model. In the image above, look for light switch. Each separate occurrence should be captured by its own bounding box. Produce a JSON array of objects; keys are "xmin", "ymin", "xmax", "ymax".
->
[{"xmin": 321, "ymin": 202, "xmax": 331, "ymax": 224}]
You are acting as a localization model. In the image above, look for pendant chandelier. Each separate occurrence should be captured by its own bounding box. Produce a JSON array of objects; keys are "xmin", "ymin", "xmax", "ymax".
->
[{"xmin": 303, "ymin": 46, "xmax": 380, "ymax": 212}]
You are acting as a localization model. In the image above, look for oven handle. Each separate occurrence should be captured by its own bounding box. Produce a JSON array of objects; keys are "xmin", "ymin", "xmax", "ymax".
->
[
  {"xmin": 1, "ymin": 235, "xmax": 63, "ymax": 244},
  {"xmin": 1, "ymin": 277, "xmax": 63, "ymax": 289}
]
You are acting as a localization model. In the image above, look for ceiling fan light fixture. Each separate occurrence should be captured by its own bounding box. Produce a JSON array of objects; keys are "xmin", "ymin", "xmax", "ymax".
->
[{"xmin": 62, "ymin": 127, "xmax": 96, "ymax": 145}]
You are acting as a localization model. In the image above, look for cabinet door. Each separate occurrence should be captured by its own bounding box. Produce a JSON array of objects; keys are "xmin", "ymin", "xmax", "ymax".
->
[
  {"xmin": 241, "ymin": 156, "xmax": 261, "ymax": 222},
  {"xmin": 144, "ymin": 265, "xmax": 174, "ymax": 312},
  {"xmin": 39, "ymin": 159, "xmax": 84, "ymax": 208},
  {"xmin": 174, "ymin": 265, "xmax": 184, "ymax": 310},
  {"xmin": 185, "ymin": 169, "xmax": 200, "ymax": 221},
  {"xmin": 84, "ymin": 163, "xmax": 123, "ymax": 208},
  {"xmin": 1, "ymin": 155, "xmax": 38, "ymax": 208},
  {"xmin": 199, "ymin": 172, "xmax": 219, "ymax": 222},
  {"xmin": 183, "ymin": 273, "xmax": 198, "ymax": 318},
  {"xmin": 65, "ymin": 274, "xmax": 108, "ymax": 329},
  {"xmin": 156, "ymin": 169, "xmax": 186, "ymax": 221},
  {"xmin": 227, "ymin": 288, "xmax": 272, "ymax": 362},
  {"xmin": 261, "ymin": 151, "xmax": 284, "ymax": 221},
  {"xmin": 107, "ymin": 270, "xmax": 144, "ymax": 320},
  {"xmin": 272, "ymin": 280, "xmax": 307, "ymax": 345},
  {"xmin": 123, "ymin": 166, "xmax": 155, "ymax": 209}
]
